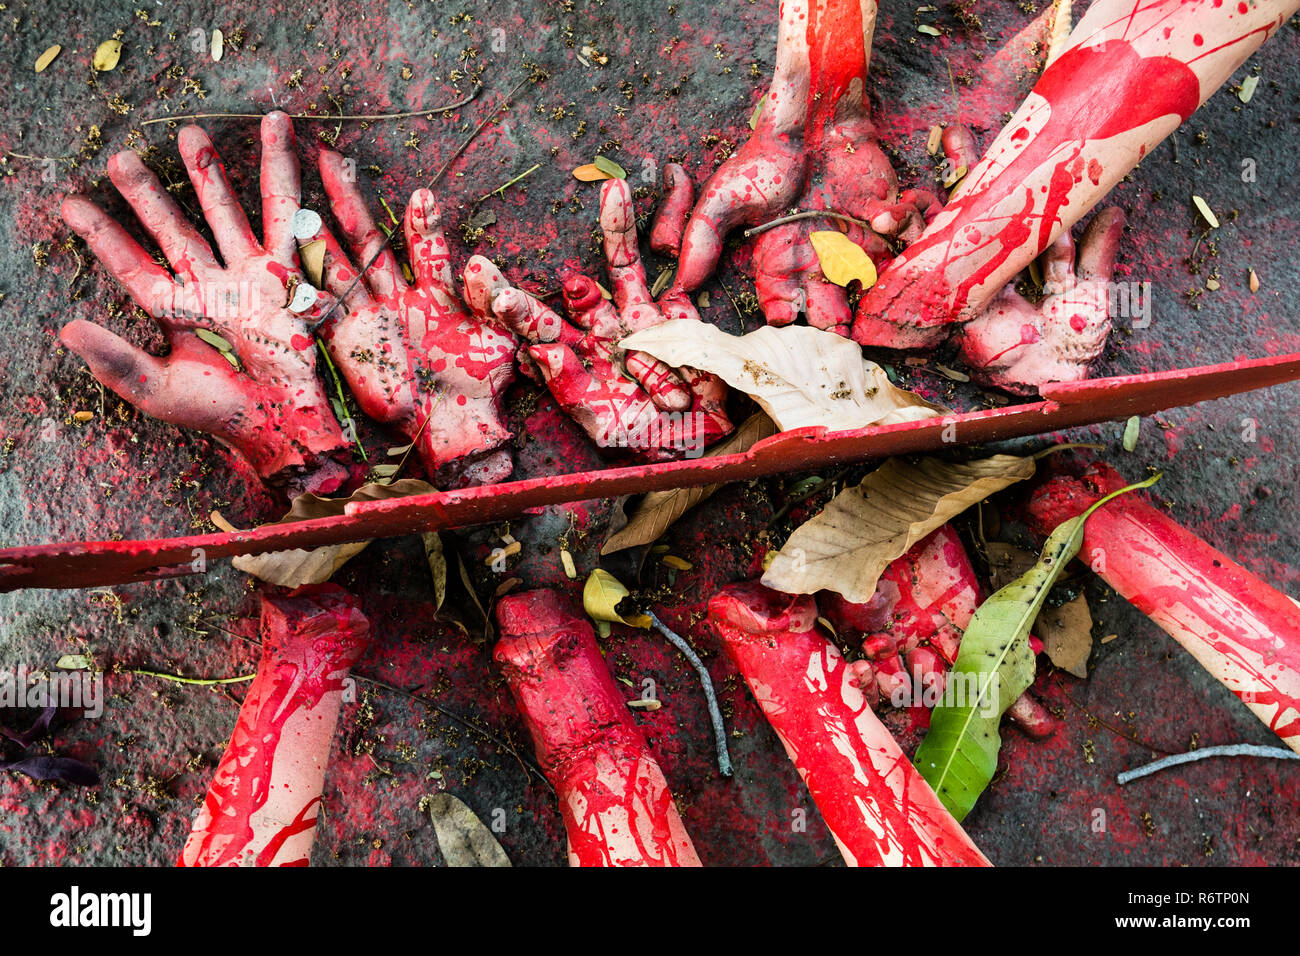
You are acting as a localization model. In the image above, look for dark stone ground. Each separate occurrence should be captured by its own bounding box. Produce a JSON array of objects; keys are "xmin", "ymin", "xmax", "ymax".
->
[{"xmin": 0, "ymin": 0, "xmax": 1296, "ymax": 865}]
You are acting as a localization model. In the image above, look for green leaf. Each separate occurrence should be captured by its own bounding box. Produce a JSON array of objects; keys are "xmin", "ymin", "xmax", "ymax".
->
[
  {"xmin": 195, "ymin": 328, "xmax": 235, "ymax": 353},
  {"xmin": 56, "ymin": 654, "xmax": 91, "ymax": 670},
  {"xmin": 748, "ymin": 93, "xmax": 766, "ymax": 131},
  {"xmin": 914, "ymin": 473, "xmax": 1161, "ymax": 820},
  {"xmin": 593, "ymin": 155, "xmax": 627, "ymax": 180}
]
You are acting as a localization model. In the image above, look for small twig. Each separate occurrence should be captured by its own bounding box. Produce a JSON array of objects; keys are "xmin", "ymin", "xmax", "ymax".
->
[
  {"xmin": 311, "ymin": 74, "xmax": 537, "ymax": 333},
  {"xmin": 1118, "ymin": 743, "xmax": 1300, "ymax": 785},
  {"xmin": 768, "ymin": 465, "xmax": 851, "ymax": 526},
  {"xmin": 139, "ymin": 89, "xmax": 481, "ymax": 127},
  {"xmin": 316, "ymin": 337, "xmax": 369, "ymax": 462},
  {"xmin": 127, "ymin": 668, "xmax": 255, "ymax": 687},
  {"xmin": 476, "ymin": 162, "xmax": 541, "ymax": 203},
  {"xmin": 352, "ymin": 672, "xmax": 551, "ymax": 791},
  {"xmin": 1033, "ymin": 441, "xmax": 1105, "ymax": 460},
  {"xmin": 647, "ymin": 611, "xmax": 732, "ymax": 777},
  {"xmin": 744, "ymin": 209, "xmax": 874, "ymax": 239}
]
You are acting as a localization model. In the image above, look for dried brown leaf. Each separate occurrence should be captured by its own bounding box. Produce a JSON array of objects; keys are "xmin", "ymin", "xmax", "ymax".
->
[
  {"xmin": 762, "ymin": 454, "xmax": 1036, "ymax": 602},
  {"xmin": 422, "ymin": 531, "xmax": 447, "ymax": 612},
  {"xmin": 601, "ymin": 413, "xmax": 778, "ymax": 554},
  {"xmin": 1038, "ymin": 593, "xmax": 1092, "ymax": 678}
]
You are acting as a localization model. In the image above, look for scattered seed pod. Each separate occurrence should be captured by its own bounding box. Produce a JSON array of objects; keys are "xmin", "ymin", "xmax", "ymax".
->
[
  {"xmin": 93, "ymin": 39, "xmax": 122, "ymax": 72},
  {"xmin": 35, "ymin": 45, "xmax": 61, "ymax": 73}
]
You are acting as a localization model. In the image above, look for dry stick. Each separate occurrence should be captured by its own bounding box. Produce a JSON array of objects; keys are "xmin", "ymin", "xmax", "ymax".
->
[
  {"xmin": 351, "ymin": 672, "xmax": 552, "ymax": 791},
  {"xmin": 138, "ymin": 89, "xmax": 481, "ymax": 126},
  {"xmin": 744, "ymin": 208, "xmax": 874, "ymax": 239},
  {"xmin": 647, "ymin": 611, "xmax": 732, "ymax": 777},
  {"xmin": 309, "ymin": 74, "xmax": 536, "ymax": 334},
  {"xmin": 1117, "ymin": 744, "xmax": 1300, "ymax": 785}
]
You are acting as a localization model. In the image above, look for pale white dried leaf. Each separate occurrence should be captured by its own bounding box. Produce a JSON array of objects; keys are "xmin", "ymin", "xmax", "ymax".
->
[
  {"xmin": 620, "ymin": 322, "xmax": 943, "ymax": 433},
  {"xmin": 427, "ymin": 793, "xmax": 511, "ymax": 867},
  {"xmin": 762, "ymin": 454, "xmax": 1036, "ymax": 602}
]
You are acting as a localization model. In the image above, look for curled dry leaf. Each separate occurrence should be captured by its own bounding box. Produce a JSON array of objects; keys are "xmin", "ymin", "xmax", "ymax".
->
[
  {"xmin": 421, "ymin": 532, "xmax": 447, "ymax": 612},
  {"xmin": 602, "ymin": 413, "xmax": 778, "ymax": 554},
  {"xmin": 621, "ymin": 321, "xmax": 943, "ymax": 433},
  {"xmin": 582, "ymin": 568, "xmax": 650, "ymax": 629},
  {"xmin": 426, "ymin": 793, "xmax": 511, "ymax": 867},
  {"xmin": 762, "ymin": 454, "xmax": 1037, "ymax": 603},
  {"xmin": 231, "ymin": 479, "xmax": 434, "ymax": 587}
]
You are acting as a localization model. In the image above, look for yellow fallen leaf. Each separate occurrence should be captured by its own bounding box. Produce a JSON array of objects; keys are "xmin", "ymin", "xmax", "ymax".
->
[
  {"xmin": 572, "ymin": 163, "xmax": 612, "ymax": 182},
  {"xmin": 582, "ymin": 569, "xmax": 651, "ymax": 629},
  {"xmin": 809, "ymin": 230, "xmax": 878, "ymax": 289},
  {"xmin": 93, "ymin": 39, "xmax": 122, "ymax": 72},
  {"xmin": 35, "ymin": 45, "xmax": 62, "ymax": 73},
  {"xmin": 1192, "ymin": 194, "xmax": 1219, "ymax": 229}
]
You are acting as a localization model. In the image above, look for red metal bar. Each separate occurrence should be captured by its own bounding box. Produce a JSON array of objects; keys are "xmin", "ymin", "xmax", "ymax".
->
[{"xmin": 2, "ymin": 353, "xmax": 1298, "ymax": 591}]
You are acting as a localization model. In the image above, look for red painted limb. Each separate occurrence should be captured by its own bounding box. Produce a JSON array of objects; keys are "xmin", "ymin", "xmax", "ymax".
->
[
  {"xmin": 708, "ymin": 581, "xmax": 989, "ymax": 866},
  {"xmin": 675, "ymin": 0, "xmax": 907, "ymax": 333},
  {"xmin": 1027, "ymin": 461, "xmax": 1300, "ymax": 753},
  {"xmin": 179, "ymin": 585, "xmax": 370, "ymax": 867},
  {"xmin": 309, "ymin": 151, "xmax": 518, "ymax": 488},
  {"xmin": 60, "ymin": 112, "xmax": 351, "ymax": 498},
  {"xmin": 465, "ymin": 178, "xmax": 733, "ymax": 460},
  {"xmin": 820, "ymin": 524, "xmax": 1056, "ymax": 736},
  {"xmin": 854, "ymin": 0, "xmax": 1300, "ymax": 344},
  {"xmin": 648, "ymin": 162, "xmax": 694, "ymax": 256},
  {"xmin": 493, "ymin": 590, "xmax": 701, "ymax": 867}
]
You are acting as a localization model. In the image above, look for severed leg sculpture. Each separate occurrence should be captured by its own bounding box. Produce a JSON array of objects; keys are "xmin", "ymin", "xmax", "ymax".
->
[
  {"xmin": 494, "ymin": 589, "xmax": 701, "ymax": 866},
  {"xmin": 709, "ymin": 581, "xmax": 990, "ymax": 866},
  {"xmin": 180, "ymin": 585, "xmax": 370, "ymax": 866},
  {"xmin": 1027, "ymin": 460, "xmax": 1300, "ymax": 753},
  {"xmin": 853, "ymin": 0, "xmax": 1300, "ymax": 350}
]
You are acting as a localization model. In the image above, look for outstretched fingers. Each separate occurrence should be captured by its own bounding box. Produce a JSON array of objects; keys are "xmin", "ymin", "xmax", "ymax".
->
[
  {"xmin": 61, "ymin": 196, "xmax": 181, "ymax": 318},
  {"xmin": 106, "ymin": 150, "xmax": 218, "ymax": 281},
  {"xmin": 318, "ymin": 149, "xmax": 404, "ymax": 302},
  {"xmin": 59, "ymin": 319, "xmax": 170, "ymax": 416},
  {"xmin": 259, "ymin": 111, "xmax": 303, "ymax": 265},
  {"xmin": 178, "ymin": 125, "xmax": 260, "ymax": 265},
  {"xmin": 599, "ymin": 178, "xmax": 653, "ymax": 311},
  {"xmin": 404, "ymin": 188, "xmax": 457, "ymax": 293}
]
